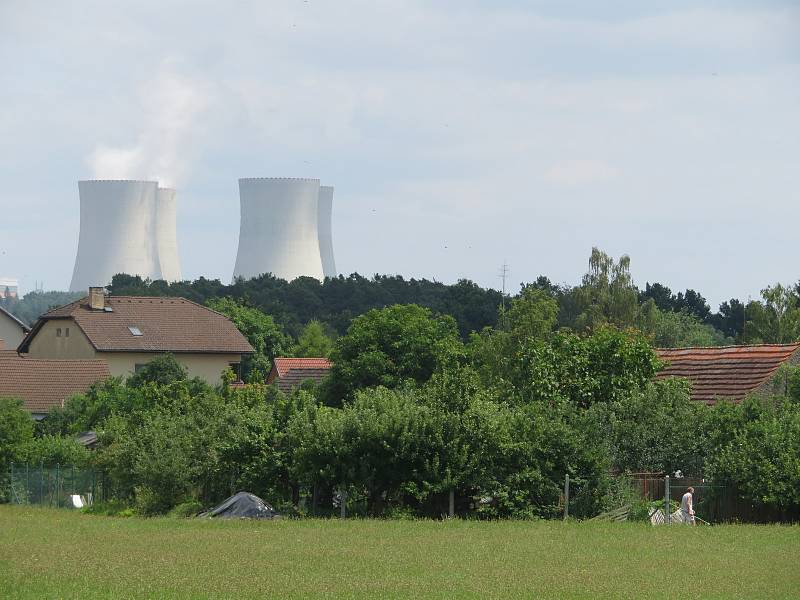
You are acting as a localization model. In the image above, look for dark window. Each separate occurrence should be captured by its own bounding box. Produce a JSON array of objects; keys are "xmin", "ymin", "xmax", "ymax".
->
[
  {"xmin": 65, "ymin": 327, "xmax": 70, "ymax": 338},
  {"xmin": 134, "ymin": 363, "xmax": 147, "ymax": 374},
  {"xmin": 56, "ymin": 328, "xmax": 62, "ymax": 337},
  {"xmin": 229, "ymin": 362, "xmax": 242, "ymax": 381}
]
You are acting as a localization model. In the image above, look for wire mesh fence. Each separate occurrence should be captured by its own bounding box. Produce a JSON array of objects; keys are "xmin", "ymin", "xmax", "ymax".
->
[
  {"xmin": 7, "ymin": 463, "xmax": 109, "ymax": 508},
  {"xmin": 627, "ymin": 473, "xmax": 791, "ymax": 523}
]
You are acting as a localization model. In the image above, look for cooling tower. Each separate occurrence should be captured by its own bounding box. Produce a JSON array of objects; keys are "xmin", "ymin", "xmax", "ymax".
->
[
  {"xmin": 69, "ymin": 180, "xmax": 161, "ymax": 292},
  {"xmin": 318, "ymin": 186, "xmax": 337, "ymax": 279},
  {"xmin": 232, "ymin": 178, "xmax": 324, "ymax": 282},
  {"xmin": 155, "ymin": 187, "xmax": 182, "ymax": 282}
]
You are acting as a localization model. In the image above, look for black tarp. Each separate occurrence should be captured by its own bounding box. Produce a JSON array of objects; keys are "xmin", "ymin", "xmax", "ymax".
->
[{"xmin": 199, "ymin": 492, "xmax": 279, "ymax": 519}]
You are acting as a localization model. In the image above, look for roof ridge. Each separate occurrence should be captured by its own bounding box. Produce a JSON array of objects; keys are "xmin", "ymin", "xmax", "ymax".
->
[
  {"xmin": 657, "ymin": 342, "xmax": 800, "ymax": 351},
  {"xmin": 41, "ymin": 297, "xmax": 86, "ymax": 316},
  {"xmin": 108, "ymin": 295, "xmax": 189, "ymax": 301}
]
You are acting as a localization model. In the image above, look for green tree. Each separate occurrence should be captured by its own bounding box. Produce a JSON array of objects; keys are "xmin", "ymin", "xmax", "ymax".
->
[
  {"xmin": 637, "ymin": 300, "xmax": 731, "ymax": 347},
  {"xmin": 477, "ymin": 326, "xmax": 660, "ymax": 408},
  {"xmin": 127, "ymin": 354, "xmax": 188, "ymax": 388},
  {"xmin": 206, "ymin": 297, "xmax": 290, "ymax": 382},
  {"xmin": 743, "ymin": 284, "xmax": 800, "ymax": 343},
  {"xmin": 705, "ymin": 397, "xmax": 800, "ymax": 517},
  {"xmin": 321, "ymin": 304, "xmax": 461, "ymax": 405},
  {"xmin": 504, "ymin": 285, "xmax": 558, "ymax": 342},
  {"xmin": 17, "ymin": 435, "xmax": 91, "ymax": 467},
  {"xmin": 0, "ymin": 399, "xmax": 34, "ymax": 495},
  {"xmin": 573, "ymin": 247, "xmax": 639, "ymax": 331},
  {"xmin": 591, "ymin": 379, "xmax": 708, "ymax": 475},
  {"xmin": 292, "ymin": 320, "xmax": 334, "ymax": 358}
]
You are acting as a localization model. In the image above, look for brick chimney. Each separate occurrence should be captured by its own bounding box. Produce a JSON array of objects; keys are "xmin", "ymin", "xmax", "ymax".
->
[{"xmin": 88, "ymin": 287, "xmax": 105, "ymax": 310}]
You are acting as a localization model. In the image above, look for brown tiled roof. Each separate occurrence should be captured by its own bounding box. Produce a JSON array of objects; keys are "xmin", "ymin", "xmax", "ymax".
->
[
  {"xmin": 655, "ymin": 343, "xmax": 800, "ymax": 404},
  {"xmin": 20, "ymin": 296, "xmax": 253, "ymax": 355},
  {"xmin": 0, "ymin": 351, "xmax": 110, "ymax": 414},
  {"xmin": 267, "ymin": 357, "xmax": 332, "ymax": 393}
]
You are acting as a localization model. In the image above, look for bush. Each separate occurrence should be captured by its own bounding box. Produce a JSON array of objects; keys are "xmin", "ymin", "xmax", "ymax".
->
[
  {"xmin": 168, "ymin": 499, "xmax": 205, "ymax": 518},
  {"xmin": 127, "ymin": 354, "xmax": 188, "ymax": 388},
  {"xmin": 593, "ymin": 379, "xmax": 707, "ymax": 475},
  {"xmin": 705, "ymin": 397, "xmax": 800, "ymax": 518},
  {"xmin": 82, "ymin": 499, "xmax": 134, "ymax": 517}
]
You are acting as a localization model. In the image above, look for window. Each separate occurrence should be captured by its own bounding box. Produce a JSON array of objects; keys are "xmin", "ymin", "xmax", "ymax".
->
[
  {"xmin": 56, "ymin": 328, "xmax": 62, "ymax": 337},
  {"xmin": 65, "ymin": 327, "xmax": 70, "ymax": 338},
  {"xmin": 128, "ymin": 326, "xmax": 143, "ymax": 336},
  {"xmin": 229, "ymin": 362, "xmax": 242, "ymax": 381},
  {"xmin": 134, "ymin": 363, "xmax": 147, "ymax": 373}
]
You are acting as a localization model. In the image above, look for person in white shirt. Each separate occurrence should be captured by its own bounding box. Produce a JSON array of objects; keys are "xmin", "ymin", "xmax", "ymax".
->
[{"xmin": 680, "ymin": 487, "xmax": 695, "ymax": 525}]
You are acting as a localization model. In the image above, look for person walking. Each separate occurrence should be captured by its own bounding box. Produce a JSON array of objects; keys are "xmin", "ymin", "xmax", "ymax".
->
[{"xmin": 680, "ymin": 487, "xmax": 696, "ymax": 525}]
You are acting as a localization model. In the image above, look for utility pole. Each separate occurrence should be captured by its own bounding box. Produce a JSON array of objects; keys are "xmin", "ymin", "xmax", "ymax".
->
[{"xmin": 498, "ymin": 261, "xmax": 510, "ymax": 330}]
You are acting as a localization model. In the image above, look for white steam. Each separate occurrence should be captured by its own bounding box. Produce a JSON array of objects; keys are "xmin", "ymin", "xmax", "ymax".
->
[{"xmin": 89, "ymin": 64, "xmax": 211, "ymax": 187}]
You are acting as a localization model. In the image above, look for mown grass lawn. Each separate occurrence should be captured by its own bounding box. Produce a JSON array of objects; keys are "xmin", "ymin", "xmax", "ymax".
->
[{"xmin": 0, "ymin": 506, "xmax": 797, "ymax": 599}]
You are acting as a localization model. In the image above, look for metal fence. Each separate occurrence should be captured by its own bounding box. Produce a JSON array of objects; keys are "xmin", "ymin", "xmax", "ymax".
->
[
  {"xmin": 627, "ymin": 473, "xmax": 792, "ymax": 523},
  {"xmin": 7, "ymin": 463, "xmax": 109, "ymax": 508}
]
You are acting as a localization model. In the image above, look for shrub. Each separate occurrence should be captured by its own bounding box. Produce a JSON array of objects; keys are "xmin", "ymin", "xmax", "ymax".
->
[
  {"xmin": 168, "ymin": 499, "xmax": 205, "ymax": 518},
  {"xmin": 82, "ymin": 499, "xmax": 133, "ymax": 517},
  {"xmin": 705, "ymin": 397, "xmax": 800, "ymax": 518}
]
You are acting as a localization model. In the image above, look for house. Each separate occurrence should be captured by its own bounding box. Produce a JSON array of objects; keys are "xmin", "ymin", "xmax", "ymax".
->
[
  {"xmin": 655, "ymin": 343, "xmax": 800, "ymax": 404},
  {"xmin": 17, "ymin": 288, "xmax": 253, "ymax": 385},
  {"xmin": 0, "ymin": 351, "xmax": 110, "ymax": 419},
  {"xmin": 266, "ymin": 357, "xmax": 332, "ymax": 394},
  {"xmin": 0, "ymin": 305, "xmax": 29, "ymax": 351}
]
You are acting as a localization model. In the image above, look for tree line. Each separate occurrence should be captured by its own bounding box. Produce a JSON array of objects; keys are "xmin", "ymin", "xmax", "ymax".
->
[{"xmin": 5, "ymin": 247, "xmax": 800, "ymax": 347}]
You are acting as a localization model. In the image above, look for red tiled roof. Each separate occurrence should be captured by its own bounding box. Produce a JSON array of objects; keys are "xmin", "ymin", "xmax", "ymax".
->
[
  {"xmin": 268, "ymin": 357, "xmax": 332, "ymax": 393},
  {"xmin": 0, "ymin": 351, "xmax": 110, "ymax": 414},
  {"xmin": 20, "ymin": 296, "xmax": 253, "ymax": 355},
  {"xmin": 655, "ymin": 343, "xmax": 800, "ymax": 404}
]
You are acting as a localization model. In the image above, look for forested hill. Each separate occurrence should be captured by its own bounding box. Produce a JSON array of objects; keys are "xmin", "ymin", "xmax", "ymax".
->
[
  {"xmin": 5, "ymin": 247, "xmax": 800, "ymax": 346},
  {"xmin": 106, "ymin": 273, "xmax": 504, "ymax": 338}
]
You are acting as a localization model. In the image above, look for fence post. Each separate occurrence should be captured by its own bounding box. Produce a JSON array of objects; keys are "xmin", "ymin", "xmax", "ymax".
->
[
  {"xmin": 56, "ymin": 463, "xmax": 60, "ymax": 508},
  {"xmin": 40, "ymin": 461, "xmax": 44, "ymax": 506},
  {"xmin": 311, "ymin": 483, "xmax": 317, "ymax": 517},
  {"xmin": 340, "ymin": 489, "xmax": 347, "ymax": 519},
  {"xmin": 449, "ymin": 489, "xmax": 455, "ymax": 518},
  {"xmin": 665, "ymin": 475, "xmax": 670, "ymax": 525},
  {"xmin": 8, "ymin": 462, "xmax": 13, "ymax": 504},
  {"xmin": 25, "ymin": 463, "xmax": 30, "ymax": 505},
  {"xmin": 563, "ymin": 474, "xmax": 570, "ymax": 521}
]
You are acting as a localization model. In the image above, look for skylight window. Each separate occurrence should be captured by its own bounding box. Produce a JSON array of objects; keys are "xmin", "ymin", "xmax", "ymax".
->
[{"xmin": 128, "ymin": 326, "xmax": 143, "ymax": 336}]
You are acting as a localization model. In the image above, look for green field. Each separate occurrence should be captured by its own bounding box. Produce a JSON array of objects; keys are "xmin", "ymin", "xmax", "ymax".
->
[{"xmin": 0, "ymin": 506, "xmax": 798, "ymax": 599}]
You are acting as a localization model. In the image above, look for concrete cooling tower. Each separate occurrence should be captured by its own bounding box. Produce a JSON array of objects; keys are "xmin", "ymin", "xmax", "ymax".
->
[
  {"xmin": 155, "ymin": 188, "xmax": 182, "ymax": 282},
  {"xmin": 233, "ymin": 178, "xmax": 324, "ymax": 282},
  {"xmin": 69, "ymin": 180, "xmax": 182, "ymax": 291},
  {"xmin": 317, "ymin": 186, "xmax": 337, "ymax": 279},
  {"xmin": 70, "ymin": 180, "xmax": 161, "ymax": 292}
]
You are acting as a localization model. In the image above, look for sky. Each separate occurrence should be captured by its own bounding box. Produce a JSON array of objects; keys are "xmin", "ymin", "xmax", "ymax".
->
[{"xmin": 0, "ymin": 0, "xmax": 798, "ymax": 308}]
